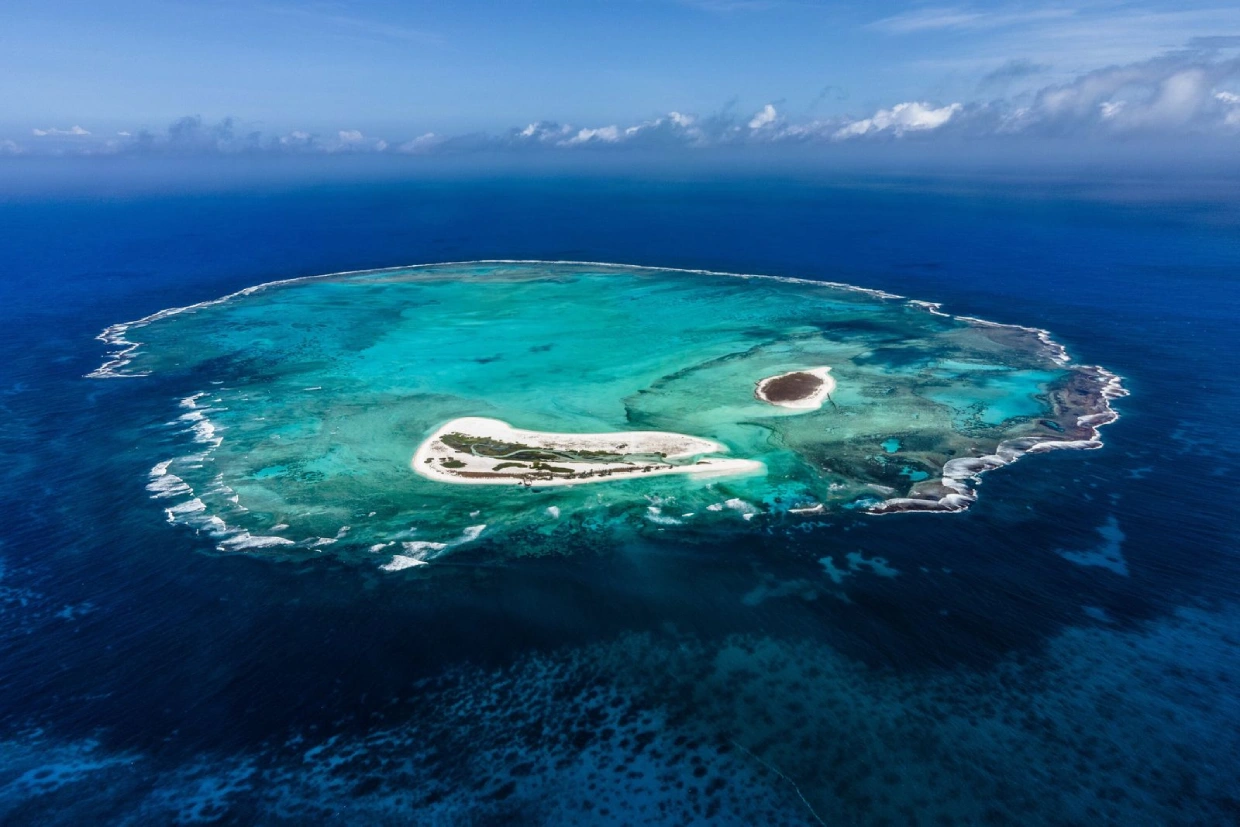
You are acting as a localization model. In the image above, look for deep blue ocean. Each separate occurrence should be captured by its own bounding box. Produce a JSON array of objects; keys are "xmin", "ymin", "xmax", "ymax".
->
[{"xmin": 1, "ymin": 163, "xmax": 1238, "ymax": 824}]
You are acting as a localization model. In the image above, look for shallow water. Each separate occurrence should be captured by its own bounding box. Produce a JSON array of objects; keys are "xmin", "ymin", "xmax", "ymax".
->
[
  {"xmin": 1, "ymin": 170, "xmax": 1238, "ymax": 824},
  {"xmin": 95, "ymin": 261, "xmax": 1113, "ymax": 563}
]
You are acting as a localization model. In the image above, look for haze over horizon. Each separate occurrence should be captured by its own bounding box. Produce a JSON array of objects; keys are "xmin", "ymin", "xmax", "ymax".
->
[{"xmin": 6, "ymin": 0, "xmax": 1240, "ymax": 160}]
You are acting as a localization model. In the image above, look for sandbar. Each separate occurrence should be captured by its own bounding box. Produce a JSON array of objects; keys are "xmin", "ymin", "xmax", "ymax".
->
[{"xmin": 413, "ymin": 417, "xmax": 764, "ymax": 487}]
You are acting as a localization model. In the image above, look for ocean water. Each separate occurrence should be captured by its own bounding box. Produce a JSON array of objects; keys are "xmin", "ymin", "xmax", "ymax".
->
[{"xmin": 1, "ymin": 167, "xmax": 1238, "ymax": 824}]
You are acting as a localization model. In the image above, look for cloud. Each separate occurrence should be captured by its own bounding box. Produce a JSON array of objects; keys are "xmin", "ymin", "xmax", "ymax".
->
[
  {"xmin": 15, "ymin": 116, "xmax": 392, "ymax": 157},
  {"xmin": 833, "ymin": 102, "xmax": 962, "ymax": 139},
  {"xmin": 877, "ymin": 7, "xmax": 1240, "ymax": 78},
  {"xmin": 330, "ymin": 129, "xmax": 386, "ymax": 151},
  {"xmin": 979, "ymin": 59, "xmax": 1050, "ymax": 89},
  {"xmin": 484, "ymin": 115, "xmax": 715, "ymax": 150},
  {"xmin": 7, "ymin": 53, "xmax": 1240, "ymax": 161},
  {"xmin": 867, "ymin": 8, "xmax": 984, "ymax": 34},
  {"xmin": 396, "ymin": 133, "xmax": 443, "ymax": 154},
  {"xmin": 1098, "ymin": 101, "xmax": 1125, "ymax": 120},
  {"xmin": 809, "ymin": 85, "xmax": 849, "ymax": 108},
  {"xmin": 1006, "ymin": 54, "xmax": 1240, "ymax": 134},
  {"xmin": 278, "ymin": 130, "xmax": 314, "ymax": 148},
  {"xmin": 510, "ymin": 121, "xmax": 574, "ymax": 145},
  {"xmin": 1216, "ymin": 91, "xmax": 1240, "ymax": 126},
  {"xmin": 564, "ymin": 125, "xmax": 623, "ymax": 145},
  {"xmin": 258, "ymin": 5, "xmax": 440, "ymax": 46},
  {"xmin": 867, "ymin": 6, "xmax": 1072, "ymax": 35},
  {"xmin": 1187, "ymin": 35, "xmax": 1240, "ymax": 51},
  {"xmin": 31, "ymin": 125, "xmax": 90, "ymax": 137},
  {"xmin": 748, "ymin": 104, "xmax": 778, "ymax": 129}
]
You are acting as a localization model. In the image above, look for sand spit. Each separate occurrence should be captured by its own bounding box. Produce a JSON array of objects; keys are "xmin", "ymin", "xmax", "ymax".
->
[
  {"xmin": 413, "ymin": 417, "xmax": 764, "ymax": 487},
  {"xmin": 755, "ymin": 367, "xmax": 836, "ymax": 410}
]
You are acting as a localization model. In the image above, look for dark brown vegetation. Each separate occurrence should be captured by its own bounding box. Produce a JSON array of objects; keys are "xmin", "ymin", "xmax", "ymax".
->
[{"xmin": 759, "ymin": 372, "xmax": 823, "ymax": 403}]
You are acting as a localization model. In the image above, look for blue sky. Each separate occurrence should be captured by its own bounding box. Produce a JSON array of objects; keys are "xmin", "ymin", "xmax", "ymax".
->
[{"xmin": 5, "ymin": 1, "xmax": 1240, "ymax": 154}]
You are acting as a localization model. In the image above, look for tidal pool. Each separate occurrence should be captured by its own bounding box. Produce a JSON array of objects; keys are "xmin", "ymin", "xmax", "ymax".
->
[{"xmin": 91, "ymin": 261, "xmax": 1124, "ymax": 566}]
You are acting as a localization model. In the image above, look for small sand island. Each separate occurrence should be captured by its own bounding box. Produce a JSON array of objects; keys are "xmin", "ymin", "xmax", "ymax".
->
[
  {"xmin": 413, "ymin": 417, "xmax": 765, "ymax": 487},
  {"xmin": 755, "ymin": 367, "xmax": 835, "ymax": 410}
]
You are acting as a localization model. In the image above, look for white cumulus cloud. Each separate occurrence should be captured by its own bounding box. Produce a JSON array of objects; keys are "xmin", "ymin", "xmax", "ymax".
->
[
  {"xmin": 563, "ymin": 125, "xmax": 622, "ymax": 145},
  {"xmin": 31, "ymin": 125, "xmax": 90, "ymax": 137},
  {"xmin": 6, "ymin": 51, "xmax": 1240, "ymax": 159},
  {"xmin": 396, "ymin": 133, "xmax": 442, "ymax": 153},
  {"xmin": 1019, "ymin": 55, "xmax": 1240, "ymax": 134},
  {"xmin": 833, "ymin": 102, "xmax": 962, "ymax": 139},
  {"xmin": 748, "ymin": 104, "xmax": 778, "ymax": 129},
  {"xmin": 278, "ymin": 130, "xmax": 314, "ymax": 147},
  {"xmin": 1217, "ymin": 90, "xmax": 1240, "ymax": 126}
]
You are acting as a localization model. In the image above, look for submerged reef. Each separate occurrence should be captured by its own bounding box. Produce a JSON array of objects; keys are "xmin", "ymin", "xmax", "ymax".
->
[{"xmin": 90, "ymin": 261, "xmax": 1124, "ymax": 565}]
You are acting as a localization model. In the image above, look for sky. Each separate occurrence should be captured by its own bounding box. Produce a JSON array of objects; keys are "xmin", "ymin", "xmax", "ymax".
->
[{"xmin": 4, "ymin": 0, "xmax": 1240, "ymax": 157}]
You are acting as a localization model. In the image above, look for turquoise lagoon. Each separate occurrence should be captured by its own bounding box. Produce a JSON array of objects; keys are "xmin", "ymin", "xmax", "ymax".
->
[{"xmin": 92, "ymin": 262, "xmax": 1122, "ymax": 565}]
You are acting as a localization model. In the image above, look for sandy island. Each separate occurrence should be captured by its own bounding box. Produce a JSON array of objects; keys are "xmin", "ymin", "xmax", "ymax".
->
[
  {"xmin": 413, "ymin": 417, "xmax": 765, "ymax": 486},
  {"xmin": 755, "ymin": 367, "xmax": 835, "ymax": 410}
]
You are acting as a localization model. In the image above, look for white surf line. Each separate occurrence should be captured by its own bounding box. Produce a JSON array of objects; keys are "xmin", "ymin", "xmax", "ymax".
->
[
  {"xmin": 412, "ymin": 416, "xmax": 764, "ymax": 487},
  {"xmin": 869, "ymin": 365, "xmax": 1128, "ymax": 516},
  {"xmin": 88, "ymin": 259, "xmax": 1111, "ymax": 393},
  {"xmin": 85, "ymin": 260, "xmax": 908, "ymax": 379},
  {"xmin": 907, "ymin": 299, "xmax": 1073, "ymax": 366},
  {"xmin": 380, "ymin": 524, "xmax": 487, "ymax": 571}
]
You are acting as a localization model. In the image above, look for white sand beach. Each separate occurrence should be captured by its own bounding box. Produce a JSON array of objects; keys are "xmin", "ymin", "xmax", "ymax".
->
[{"xmin": 413, "ymin": 417, "xmax": 764, "ymax": 486}]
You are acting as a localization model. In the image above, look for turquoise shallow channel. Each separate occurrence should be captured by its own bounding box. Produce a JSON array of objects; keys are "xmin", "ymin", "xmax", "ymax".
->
[{"xmin": 92, "ymin": 261, "xmax": 1123, "ymax": 565}]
